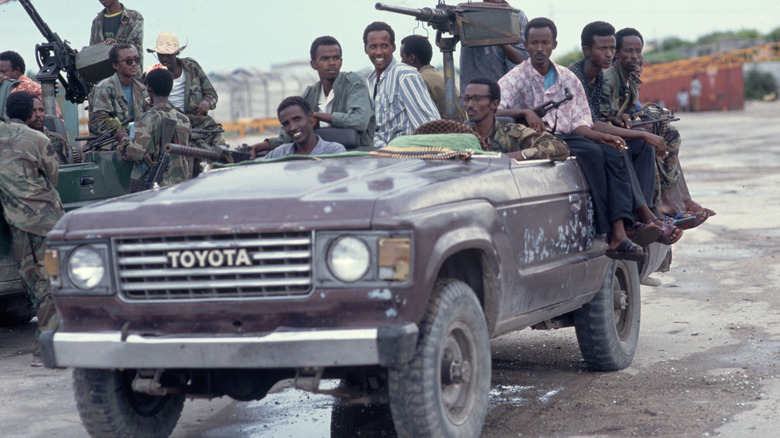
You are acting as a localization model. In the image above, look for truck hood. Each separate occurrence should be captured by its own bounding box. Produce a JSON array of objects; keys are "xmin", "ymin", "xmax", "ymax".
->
[{"xmin": 52, "ymin": 156, "xmax": 508, "ymax": 240}]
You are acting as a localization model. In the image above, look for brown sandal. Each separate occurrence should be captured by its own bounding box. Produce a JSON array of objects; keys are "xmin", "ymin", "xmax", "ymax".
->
[
  {"xmin": 652, "ymin": 218, "xmax": 683, "ymax": 245},
  {"xmin": 606, "ymin": 239, "xmax": 645, "ymax": 261},
  {"xmin": 626, "ymin": 220, "xmax": 662, "ymax": 246}
]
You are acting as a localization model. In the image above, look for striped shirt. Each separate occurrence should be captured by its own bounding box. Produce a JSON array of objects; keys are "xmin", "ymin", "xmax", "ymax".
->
[{"xmin": 368, "ymin": 58, "xmax": 440, "ymax": 147}]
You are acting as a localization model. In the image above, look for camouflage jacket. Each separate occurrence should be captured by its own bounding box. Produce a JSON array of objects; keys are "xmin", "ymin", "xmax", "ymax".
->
[
  {"xmin": 88, "ymin": 73, "xmax": 149, "ymax": 135},
  {"xmin": 117, "ymin": 103, "xmax": 191, "ymax": 187},
  {"xmin": 0, "ymin": 120, "xmax": 64, "ymax": 236},
  {"xmin": 90, "ymin": 3, "xmax": 144, "ymax": 71},
  {"xmin": 177, "ymin": 58, "xmax": 218, "ymax": 115},
  {"xmin": 600, "ymin": 64, "xmax": 640, "ymax": 120},
  {"xmin": 483, "ymin": 117, "xmax": 569, "ymax": 161},
  {"xmin": 42, "ymin": 126, "xmax": 70, "ymax": 165}
]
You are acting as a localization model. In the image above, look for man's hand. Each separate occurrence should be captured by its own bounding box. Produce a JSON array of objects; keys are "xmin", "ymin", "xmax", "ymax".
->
[
  {"xmin": 599, "ymin": 133, "xmax": 627, "ymax": 151},
  {"xmin": 522, "ymin": 110, "xmax": 546, "ymax": 133},
  {"xmin": 103, "ymin": 38, "xmax": 117, "ymax": 45},
  {"xmin": 114, "ymin": 129, "xmax": 128, "ymax": 142},
  {"xmin": 195, "ymin": 100, "xmax": 210, "ymax": 116},
  {"xmin": 642, "ymin": 132, "xmax": 667, "ymax": 157},
  {"xmin": 610, "ymin": 114, "xmax": 632, "ymax": 128},
  {"xmin": 249, "ymin": 140, "xmax": 271, "ymax": 159}
]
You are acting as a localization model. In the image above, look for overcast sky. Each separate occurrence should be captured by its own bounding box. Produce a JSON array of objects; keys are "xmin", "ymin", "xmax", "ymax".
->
[{"xmin": 3, "ymin": 0, "xmax": 779, "ymax": 76}]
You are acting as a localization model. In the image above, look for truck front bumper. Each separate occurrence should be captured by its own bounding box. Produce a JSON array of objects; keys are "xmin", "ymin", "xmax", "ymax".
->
[{"xmin": 40, "ymin": 324, "xmax": 419, "ymax": 370}]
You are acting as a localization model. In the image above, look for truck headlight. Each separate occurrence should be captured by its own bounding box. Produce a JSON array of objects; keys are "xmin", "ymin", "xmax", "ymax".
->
[
  {"xmin": 67, "ymin": 246, "xmax": 106, "ymax": 290},
  {"xmin": 327, "ymin": 236, "xmax": 370, "ymax": 283}
]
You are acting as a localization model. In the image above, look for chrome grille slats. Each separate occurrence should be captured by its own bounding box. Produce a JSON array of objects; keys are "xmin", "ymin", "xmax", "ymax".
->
[{"xmin": 114, "ymin": 232, "xmax": 312, "ymax": 301}]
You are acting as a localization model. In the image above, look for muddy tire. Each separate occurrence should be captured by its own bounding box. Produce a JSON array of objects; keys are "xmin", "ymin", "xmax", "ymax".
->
[
  {"xmin": 73, "ymin": 369, "xmax": 185, "ymax": 438},
  {"xmin": 388, "ymin": 279, "xmax": 490, "ymax": 438},
  {"xmin": 0, "ymin": 294, "xmax": 34, "ymax": 327},
  {"xmin": 573, "ymin": 259, "xmax": 641, "ymax": 371}
]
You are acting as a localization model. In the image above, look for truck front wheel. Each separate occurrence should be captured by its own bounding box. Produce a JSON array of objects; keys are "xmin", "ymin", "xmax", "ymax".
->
[
  {"xmin": 73, "ymin": 368, "xmax": 185, "ymax": 438},
  {"xmin": 388, "ymin": 278, "xmax": 490, "ymax": 438}
]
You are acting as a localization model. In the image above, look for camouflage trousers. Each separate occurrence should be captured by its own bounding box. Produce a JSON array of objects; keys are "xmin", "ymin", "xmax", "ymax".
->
[
  {"xmin": 11, "ymin": 227, "xmax": 57, "ymax": 351},
  {"xmin": 653, "ymin": 124, "xmax": 682, "ymax": 207}
]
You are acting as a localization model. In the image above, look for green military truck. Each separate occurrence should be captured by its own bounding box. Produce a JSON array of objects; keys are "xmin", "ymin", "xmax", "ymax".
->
[{"xmin": 0, "ymin": 152, "xmax": 132, "ymax": 326}]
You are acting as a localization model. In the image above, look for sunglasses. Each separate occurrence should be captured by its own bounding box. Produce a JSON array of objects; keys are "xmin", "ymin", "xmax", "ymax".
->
[
  {"xmin": 117, "ymin": 56, "xmax": 141, "ymax": 66},
  {"xmin": 458, "ymin": 94, "xmax": 492, "ymax": 105}
]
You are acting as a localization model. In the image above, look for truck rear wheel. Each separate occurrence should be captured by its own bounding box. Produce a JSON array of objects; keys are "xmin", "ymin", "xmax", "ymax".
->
[
  {"xmin": 388, "ymin": 278, "xmax": 490, "ymax": 438},
  {"xmin": 573, "ymin": 259, "xmax": 641, "ymax": 371},
  {"xmin": 73, "ymin": 368, "xmax": 185, "ymax": 438}
]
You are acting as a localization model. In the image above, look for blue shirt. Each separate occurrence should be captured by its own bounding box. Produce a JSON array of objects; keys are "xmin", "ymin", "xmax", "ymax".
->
[
  {"xmin": 262, "ymin": 135, "xmax": 346, "ymax": 159},
  {"xmin": 543, "ymin": 66, "xmax": 558, "ymax": 90},
  {"xmin": 458, "ymin": 6, "xmax": 529, "ymax": 91},
  {"xmin": 367, "ymin": 58, "xmax": 440, "ymax": 147},
  {"xmin": 121, "ymin": 83, "xmax": 135, "ymax": 118}
]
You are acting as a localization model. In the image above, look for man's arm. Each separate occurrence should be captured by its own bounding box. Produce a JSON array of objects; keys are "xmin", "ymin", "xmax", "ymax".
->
[
  {"xmin": 193, "ymin": 60, "xmax": 218, "ymax": 115},
  {"xmin": 501, "ymin": 123, "xmax": 569, "ymax": 161},
  {"xmin": 116, "ymin": 113, "xmax": 155, "ymax": 162},
  {"xmin": 38, "ymin": 136, "xmax": 60, "ymax": 188},
  {"xmin": 592, "ymin": 120, "xmax": 666, "ymax": 156},
  {"xmin": 573, "ymin": 125, "xmax": 626, "ymax": 150},
  {"xmin": 329, "ymin": 75, "xmax": 375, "ymax": 132},
  {"xmin": 88, "ymin": 85, "xmax": 121, "ymax": 135}
]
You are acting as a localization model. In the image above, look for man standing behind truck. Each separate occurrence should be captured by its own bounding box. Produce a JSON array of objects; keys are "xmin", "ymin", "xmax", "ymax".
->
[
  {"xmin": 458, "ymin": 0, "xmax": 530, "ymax": 92},
  {"xmin": 91, "ymin": 0, "xmax": 144, "ymax": 76},
  {"xmin": 0, "ymin": 92, "xmax": 63, "ymax": 367}
]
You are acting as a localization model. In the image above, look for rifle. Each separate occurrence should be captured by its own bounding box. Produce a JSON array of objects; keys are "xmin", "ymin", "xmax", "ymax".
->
[
  {"xmin": 75, "ymin": 117, "xmax": 133, "ymax": 152},
  {"xmin": 164, "ymin": 143, "xmax": 252, "ymax": 164},
  {"xmin": 19, "ymin": 0, "xmax": 91, "ymax": 109},
  {"xmin": 129, "ymin": 153, "xmax": 170, "ymax": 193},
  {"xmin": 630, "ymin": 115, "xmax": 680, "ymax": 128},
  {"xmin": 515, "ymin": 88, "xmax": 574, "ymax": 125},
  {"xmin": 128, "ymin": 118, "xmax": 177, "ymax": 192}
]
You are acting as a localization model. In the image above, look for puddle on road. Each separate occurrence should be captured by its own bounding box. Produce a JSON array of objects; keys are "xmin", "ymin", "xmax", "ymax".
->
[{"xmin": 210, "ymin": 380, "xmax": 567, "ymax": 436}]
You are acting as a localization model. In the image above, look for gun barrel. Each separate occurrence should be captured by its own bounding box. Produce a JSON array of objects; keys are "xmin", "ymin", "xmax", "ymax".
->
[
  {"xmin": 19, "ymin": 0, "xmax": 59, "ymax": 43},
  {"xmin": 375, "ymin": 3, "xmax": 449, "ymax": 25},
  {"xmin": 165, "ymin": 143, "xmax": 223, "ymax": 162}
]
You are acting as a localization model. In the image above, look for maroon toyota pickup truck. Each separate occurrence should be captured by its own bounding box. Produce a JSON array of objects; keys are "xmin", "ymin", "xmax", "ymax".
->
[{"xmin": 41, "ymin": 136, "xmax": 667, "ymax": 438}]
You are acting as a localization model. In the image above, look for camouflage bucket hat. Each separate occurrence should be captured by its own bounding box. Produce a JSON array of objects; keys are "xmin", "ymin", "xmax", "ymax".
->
[{"xmin": 147, "ymin": 32, "xmax": 187, "ymax": 55}]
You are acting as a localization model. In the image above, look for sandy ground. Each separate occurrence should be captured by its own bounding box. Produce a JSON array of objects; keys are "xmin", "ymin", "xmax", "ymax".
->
[{"xmin": 0, "ymin": 100, "xmax": 778, "ymax": 437}]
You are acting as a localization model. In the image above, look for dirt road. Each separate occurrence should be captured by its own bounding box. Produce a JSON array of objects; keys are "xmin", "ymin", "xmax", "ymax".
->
[{"xmin": 1, "ymin": 101, "xmax": 778, "ymax": 437}]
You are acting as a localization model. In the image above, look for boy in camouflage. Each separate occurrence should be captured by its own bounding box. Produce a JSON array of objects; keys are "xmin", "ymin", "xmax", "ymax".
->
[
  {"xmin": 90, "ymin": 0, "xmax": 144, "ymax": 77},
  {"xmin": 0, "ymin": 92, "xmax": 64, "ymax": 365},
  {"xmin": 116, "ymin": 67, "xmax": 191, "ymax": 187}
]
